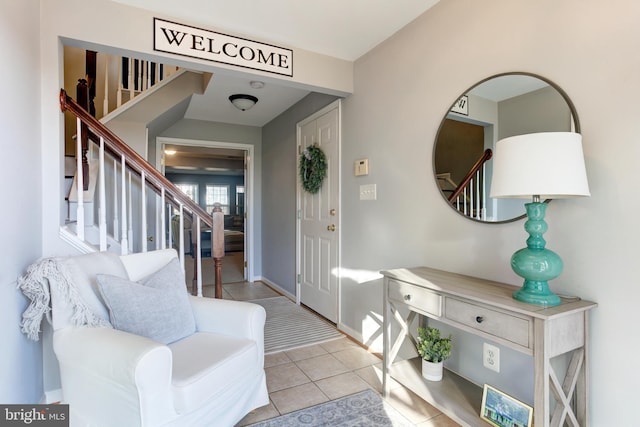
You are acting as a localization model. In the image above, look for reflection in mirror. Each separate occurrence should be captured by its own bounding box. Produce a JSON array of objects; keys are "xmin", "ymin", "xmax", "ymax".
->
[{"xmin": 434, "ymin": 73, "xmax": 579, "ymax": 223}]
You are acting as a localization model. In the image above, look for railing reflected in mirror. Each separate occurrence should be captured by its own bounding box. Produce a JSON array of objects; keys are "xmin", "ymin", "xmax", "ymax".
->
[{"xmin": 433, "ymin": 72, "xmax": 580, "ymax": 223}]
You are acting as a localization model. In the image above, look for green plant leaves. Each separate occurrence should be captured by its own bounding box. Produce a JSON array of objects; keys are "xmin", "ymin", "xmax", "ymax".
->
[
  {"xmin": 299, "ymin": 145, "xmax": 327, "ymax": 194},
  {"xmin": 416, "ymin": 326, "xmax": 452, "ymax": 363}
]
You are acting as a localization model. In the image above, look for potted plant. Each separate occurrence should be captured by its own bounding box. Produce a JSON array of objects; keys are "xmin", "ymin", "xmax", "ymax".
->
[{"xmin": 416, "ymin": 326, "xmax": 452, "ymax": 381}]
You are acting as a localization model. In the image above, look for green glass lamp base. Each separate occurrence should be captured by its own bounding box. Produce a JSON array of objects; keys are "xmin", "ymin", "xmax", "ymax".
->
[
  {"xmin": 512, "ymin": 280, "xmax": 562, "ymax": 306},
  {"xmin": 511, "ymin": 202, "xmax": 563, "ymax": 307}
]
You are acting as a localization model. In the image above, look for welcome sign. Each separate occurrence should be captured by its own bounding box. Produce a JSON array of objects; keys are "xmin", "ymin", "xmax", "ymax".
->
[{"xmin": 154, "ymin": 18, "xmax": 293, "ymax": 77}]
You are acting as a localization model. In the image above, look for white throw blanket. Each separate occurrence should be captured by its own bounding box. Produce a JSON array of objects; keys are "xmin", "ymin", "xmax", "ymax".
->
[{"xmin": 17, "ymin": 257, "xmax": 110, "ymax": 341}]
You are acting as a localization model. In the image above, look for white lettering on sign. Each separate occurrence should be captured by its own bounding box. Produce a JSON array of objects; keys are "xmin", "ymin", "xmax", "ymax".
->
[{"xmin": 154, "ymin": 18, "xmax": 293, "ymax": 77}]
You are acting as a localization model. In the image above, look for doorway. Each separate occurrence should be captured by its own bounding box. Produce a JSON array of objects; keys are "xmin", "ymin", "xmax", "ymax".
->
[{"xmin": 156, "ymin": 137, "xmax": 255, "ymax": 283}]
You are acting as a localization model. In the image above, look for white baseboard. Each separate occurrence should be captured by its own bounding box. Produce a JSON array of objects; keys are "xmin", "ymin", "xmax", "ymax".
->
[
  {"xmin": 257, "ymin": 276, "xmax": 296, "ymax": 301},
  {"xmin": 43, "ymin": 388, "xmax": 63, "ymax": 404},
  {"xmin": 337, "ymin": 322, "xmax": 363, "ymax": 344}
]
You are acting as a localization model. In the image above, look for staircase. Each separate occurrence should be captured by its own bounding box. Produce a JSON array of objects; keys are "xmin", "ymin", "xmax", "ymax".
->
[
  {"xmin": 62, "ymin": 52, "xmax": 220, "ymax": 297},
  {"xmin": 440, "ymin": 148, "xmax": 492, "ymax": 221}
]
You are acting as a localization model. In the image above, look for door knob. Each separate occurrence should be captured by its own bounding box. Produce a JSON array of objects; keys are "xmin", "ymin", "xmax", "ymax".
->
[
  {"xmin": 330, "ymin": 209, "xmax": 336, "ymax": 216},
  {"xmin": 327, "ymin": 224, "xmax": 336, "ymax": 232}
]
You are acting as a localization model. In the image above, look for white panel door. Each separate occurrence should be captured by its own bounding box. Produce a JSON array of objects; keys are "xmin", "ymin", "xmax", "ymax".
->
[{"xmin": 298, "ymin": 105, "xmax": 340, "ymax": 322}]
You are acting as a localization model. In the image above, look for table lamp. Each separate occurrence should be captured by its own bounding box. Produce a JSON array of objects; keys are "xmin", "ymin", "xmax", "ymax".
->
[{"xmin": 490, "ymin": 132, "xmax": 590, "ymax": 306}]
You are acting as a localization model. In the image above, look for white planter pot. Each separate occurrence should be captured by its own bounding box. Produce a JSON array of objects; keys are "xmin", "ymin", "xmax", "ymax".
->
[{"xmin": 421, "ymin": 359, "xmax": 443, "ymax": 381}]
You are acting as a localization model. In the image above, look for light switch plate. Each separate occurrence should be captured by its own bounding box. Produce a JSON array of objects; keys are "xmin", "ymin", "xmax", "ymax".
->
[{"xmin": 360, "ymin": 184, "xmax": 376, "ymax": 200}]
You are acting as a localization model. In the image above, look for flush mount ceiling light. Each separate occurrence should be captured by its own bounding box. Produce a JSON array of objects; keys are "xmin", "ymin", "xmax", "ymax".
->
[
  {"xmin": 229, "ymin": 94, "xmax": 258, "ymax": 111},
  {"xmin": 164, "ymin": 148, "xmax": 177, "ymax": 155}
]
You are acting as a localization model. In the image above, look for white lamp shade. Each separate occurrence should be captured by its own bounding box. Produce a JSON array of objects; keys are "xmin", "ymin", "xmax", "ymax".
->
[{"xmin": 490, "ymin": 132, "xmax": 590, "ymax": 199}]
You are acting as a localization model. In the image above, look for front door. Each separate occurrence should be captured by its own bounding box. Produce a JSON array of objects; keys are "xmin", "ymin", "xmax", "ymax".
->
[{"xmin": 297, "ymin": 102, "xmax": 340, "ymax": 322}]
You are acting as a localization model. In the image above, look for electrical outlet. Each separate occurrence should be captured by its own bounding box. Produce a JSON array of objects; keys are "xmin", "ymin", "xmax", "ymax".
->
[{"xmin": 483, "ymin": 343, "xmax": 500, "ymax": 373}]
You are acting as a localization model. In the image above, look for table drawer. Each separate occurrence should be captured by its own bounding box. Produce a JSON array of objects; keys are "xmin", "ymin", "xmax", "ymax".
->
[
  {"xmin": 388, "ymin": 279, "xmax": 442, "ymax": 317},
  {"xmin": 445, "ymin": 298, "xmax": 530, "ymax": 348}
]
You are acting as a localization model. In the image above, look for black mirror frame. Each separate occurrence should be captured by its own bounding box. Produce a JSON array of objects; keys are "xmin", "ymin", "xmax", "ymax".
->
[{"xmin": 433, "ymin": 71, "xmax": 581, "ymax": 224}]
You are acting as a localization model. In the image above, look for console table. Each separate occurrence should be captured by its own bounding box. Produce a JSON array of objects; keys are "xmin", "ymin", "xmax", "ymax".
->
[{"xmin": 381, "ymin": 267, "xmax": 596, "ymax": 427}]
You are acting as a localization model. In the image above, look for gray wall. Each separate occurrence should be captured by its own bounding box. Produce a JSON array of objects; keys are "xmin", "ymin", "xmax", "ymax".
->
[
  {"xmin": 261, "ymin": 93, "xmax": 339, "ymax": 295},
  {"xmin": 1, "ymin": 0, "xmax": 44, "ymax": 403},
  {"xmin": 339, "ymin": 1, "xmax": 640, "ymax": 424}
]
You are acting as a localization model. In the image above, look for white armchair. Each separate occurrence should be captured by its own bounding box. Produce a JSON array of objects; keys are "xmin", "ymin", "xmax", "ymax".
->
[{"xmin": 41, "ymin": 249, "xmax": 268, "ymax": 427}]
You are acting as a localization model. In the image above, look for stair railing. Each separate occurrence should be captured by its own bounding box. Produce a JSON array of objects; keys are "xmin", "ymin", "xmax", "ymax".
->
[
  {"xmin": 104, "ymin": 56, "xmax": 178, "ymax": 116},
  {"xmin": 448, "ymin": 148, "xmax": 493, "ymax": 221},
  {"xmin": 60, "ymin": 89, "xmax": 222, "ymax": 298}
]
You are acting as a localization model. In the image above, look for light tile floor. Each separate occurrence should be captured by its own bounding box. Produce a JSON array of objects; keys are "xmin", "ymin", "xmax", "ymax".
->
[{"xmin": 223, "ymin": 281, "xmax": 459, "ymax": 426}]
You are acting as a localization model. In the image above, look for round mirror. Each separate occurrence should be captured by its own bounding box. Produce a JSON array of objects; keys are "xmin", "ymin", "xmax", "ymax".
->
[{"xmin": 434, "ymin": 72, "xmax": 580, "ymax": 223}]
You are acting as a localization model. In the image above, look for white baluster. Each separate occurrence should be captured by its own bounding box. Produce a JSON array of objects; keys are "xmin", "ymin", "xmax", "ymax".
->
[
  {"xmin": 167, "ymin": 203, "xmax": 173, "ymax": 250},
  {"xmin": 98, "ymin": 137, "xmax": 107, "ymax": 250},
  {"xmin": 117, "ymin": 56, "xmax": 122, "ymax": 108},
  {"xmin": 141, "ymin": 170, "xmax": 147, "ymax": 252},
  {"xmin": 475, "ymin": 170, "xmax": 481, "ymax": 220},
  {"xmin": 137, "ymin": 59, "xmax": 142, "ymax": 95},
  {"xmin": 103, "ymin": 58, "xmax": 109, "ymax": 118},
  {"xmin": 142, "ymin": 60, "xmax": 147, "ymax": 91},
  {"xmin": 128, "ymin": 57, "xmax": 134, "ymax": 100},
  {"xmin": 195, "ymin": 215, "xmax": 202, "ymax": 297},
  {"xmin": 146, "ymin": 61, "xmax": 151, "ymax": 90},
  {"xmin": 128, "ymin": 171, "xmax": 133, "ymax": 253},
  {"xmin": 113, "ymin": 158, "xmax": 119, "ymax": 241},
  {"xmin": 160, "ymin": 188, "xmax": 166, "ymax": 249},
  {"xmin": 482, "ymin": 164, "xmax": 487, "ymax": 221},
  {"xmin": 120, "ymin": 155, "xmax": 128, "ymax": 255},
  {"xmin": 179, "ymin": 204, "xmax": 185, "ymax": 271},
  {"xmin": 75, "ymin": 118, "xmax": 84, "ymax": 240},
  {"xmin": 470, "ymin": 178, "xmax": 475, "ymax": 219},
  {"xmin": 463, "ymin": 188, "xmax": 468, "ymax": 216}
]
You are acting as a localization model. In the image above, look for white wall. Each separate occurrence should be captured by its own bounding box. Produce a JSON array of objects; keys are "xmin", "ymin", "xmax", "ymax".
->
[
  {"xmin": 339, "ymin": 1, "xmax": 640, "ymax": 425},
  {"xmin": 0, "ymin": 0, "xmax": 44, "ymax": 403}
]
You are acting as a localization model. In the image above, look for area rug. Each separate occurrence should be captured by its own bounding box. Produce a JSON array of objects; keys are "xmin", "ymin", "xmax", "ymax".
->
[
  {"xmin": 247, "ymin": 389, "xmax": 414, "ymax": 427},
  {"xmin": 248, "ymin": 296, "xmax": 344, "ymax": 354}
]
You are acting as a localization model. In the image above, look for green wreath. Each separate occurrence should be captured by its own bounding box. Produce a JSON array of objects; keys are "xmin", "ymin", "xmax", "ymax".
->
[{"xmin": 299, "ymin": 145, "xmax": 327, "ymax": 194}]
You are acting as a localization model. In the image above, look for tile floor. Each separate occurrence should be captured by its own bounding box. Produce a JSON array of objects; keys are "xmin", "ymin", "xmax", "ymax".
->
[{"xmin": 222, "ymin": 281, "xmax": 459, "ymax": 426}]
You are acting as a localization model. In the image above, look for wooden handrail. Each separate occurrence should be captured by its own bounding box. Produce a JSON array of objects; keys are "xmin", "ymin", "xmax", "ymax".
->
[
  {"xmin": 60, "ymin": 88, "xmax": 212, "ymax": 227},
  {"xmin": 448, "ymin": 148, "xmax": 492, "ymax": 203}
]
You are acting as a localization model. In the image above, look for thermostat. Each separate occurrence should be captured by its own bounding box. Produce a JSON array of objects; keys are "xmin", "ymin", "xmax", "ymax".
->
[{"xmin": 355, "ymin": 159, "xmax": 369, "ymax": 176}]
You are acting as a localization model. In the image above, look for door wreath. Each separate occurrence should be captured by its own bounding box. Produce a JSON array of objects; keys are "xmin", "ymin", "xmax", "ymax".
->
[{"xmin": 299, "ymin": 145, "xmax": 327, "ymax": 194}]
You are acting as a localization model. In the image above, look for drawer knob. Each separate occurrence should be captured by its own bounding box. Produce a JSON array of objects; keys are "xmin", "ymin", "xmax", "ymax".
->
[
  {"xmin": 475, "ymin": 316, "xmax": 484, "ymax": 323},
  {"xmin": 404, "ymin": 294, "xmax": 412, "ymax": 301}
]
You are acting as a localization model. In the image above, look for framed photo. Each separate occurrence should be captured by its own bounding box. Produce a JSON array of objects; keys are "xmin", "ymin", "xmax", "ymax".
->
[
  {"xmin": 480, "ymin": 384, "xmax": 533, "ymax": 427},
  {"xmin": 450, "ymin": 95, "xmax": 468, "ymax": 115}
]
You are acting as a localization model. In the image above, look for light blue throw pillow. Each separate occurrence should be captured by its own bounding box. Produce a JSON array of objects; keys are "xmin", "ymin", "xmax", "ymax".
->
[{"xmin": 97, "ymin": 258, "xmax": 196, "ymax": 344}]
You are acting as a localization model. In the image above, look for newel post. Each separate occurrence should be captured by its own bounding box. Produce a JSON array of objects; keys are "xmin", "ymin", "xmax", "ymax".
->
[{"xmin": 212, "ymin": 204, "xmax": 225, "ymax": 299}]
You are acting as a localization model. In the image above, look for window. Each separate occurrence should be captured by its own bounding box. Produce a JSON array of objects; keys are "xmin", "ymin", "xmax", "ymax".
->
[
  {"xmin": 175, "ymin": 183, "xmax": 198, "ymax": 202},
  {"xmin": 206, "ymin": 184, "xmax": 230, "ymax": 214},
  {"xmin": 236, "ymin": 185, "xmax": 245, "ymax": 215}
]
